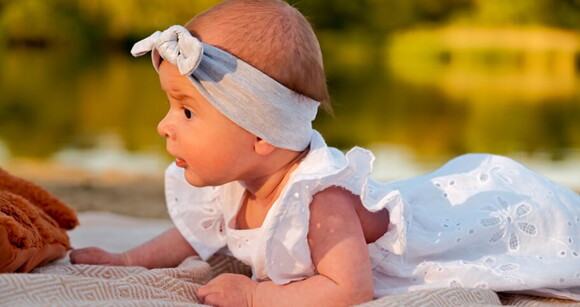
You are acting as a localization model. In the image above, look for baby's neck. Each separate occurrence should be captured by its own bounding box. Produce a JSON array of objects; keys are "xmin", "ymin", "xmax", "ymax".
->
[
  {"xmin": 236, "ymin": 149, "xmax": 308, "ymax": 229},
  {"xmin": 242, "ymin": 149, "xmax": 308, "ymax": 201}
]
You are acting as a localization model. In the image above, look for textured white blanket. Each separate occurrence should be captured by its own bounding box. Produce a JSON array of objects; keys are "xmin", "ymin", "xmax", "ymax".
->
[{"xmin": 0, "ymin": 212, "xmax": 576, "ymax": 306}]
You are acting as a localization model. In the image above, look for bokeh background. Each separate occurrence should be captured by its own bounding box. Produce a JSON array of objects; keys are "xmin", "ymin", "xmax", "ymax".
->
[{"xmin": 1, "ymin": 0, "xmax": 579, "ymax": 216}]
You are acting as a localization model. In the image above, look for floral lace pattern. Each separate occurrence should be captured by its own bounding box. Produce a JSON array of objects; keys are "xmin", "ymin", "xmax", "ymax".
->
[
  {"xmin": 479, "ymin": 198, "xmax": 537, "ymax": 251},
  {"xmin": 372, "ymin": 154, "xmax": 580, "ymax": 300}
]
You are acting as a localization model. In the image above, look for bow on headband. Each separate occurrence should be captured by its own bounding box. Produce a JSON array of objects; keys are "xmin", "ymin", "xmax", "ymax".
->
[{"xmin": 131, "ymin": 25, "xmax": 203, "ymax": 75}]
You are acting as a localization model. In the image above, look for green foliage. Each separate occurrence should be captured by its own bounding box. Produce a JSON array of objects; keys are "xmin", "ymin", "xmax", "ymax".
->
[
  {"xmin": 1, "ymin": 0, "xmax": 579, "ymax": 162},
  {"xmin": 1, "ymin": 0, "xmax": 578, "ymax": 49},
  {"xmin": 0, "ymin": 0, "xmax": 221, "ymax": 49},
  {"xmin": 464, "ymin": 0, "xmax": 580, "ymax": 28},
  {"xmin": 290, "ymin": 0, "xmax": 474, "ymax": 35}
]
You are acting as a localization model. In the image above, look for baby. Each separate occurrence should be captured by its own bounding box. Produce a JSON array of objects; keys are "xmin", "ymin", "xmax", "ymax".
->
[{"xmin": 71, "ymin": 0, "xmax": 580, "ymax": 306}]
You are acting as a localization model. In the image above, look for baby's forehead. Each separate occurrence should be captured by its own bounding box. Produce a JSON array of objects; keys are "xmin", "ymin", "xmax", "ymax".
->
[{"xmin": 158, "ymin": 61, "xmax": 195, "ymax": 91}]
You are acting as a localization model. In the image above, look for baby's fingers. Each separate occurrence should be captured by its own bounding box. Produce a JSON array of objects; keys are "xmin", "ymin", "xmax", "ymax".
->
[
  {"xmin": 70, "ymin": 247, "xmax": 99, "ymax": 263},
  {"xmin": 69, "ymin": 247, "xmax": 120, "ymax": 265},
  {"xmin": 198, "ymin": 284, "xmax": 222, "ymax": 306}
]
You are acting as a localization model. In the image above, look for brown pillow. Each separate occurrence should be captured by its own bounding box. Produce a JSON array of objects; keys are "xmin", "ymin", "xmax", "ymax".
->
[{"xmin": 0, "ymin": 168, "xmax": 79, "ymax": 273}]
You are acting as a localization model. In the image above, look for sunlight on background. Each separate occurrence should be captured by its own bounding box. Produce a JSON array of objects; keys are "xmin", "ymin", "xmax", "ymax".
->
[{"xmin": 1, "ymin": 0, "xmax": 579, "ymax": 199}]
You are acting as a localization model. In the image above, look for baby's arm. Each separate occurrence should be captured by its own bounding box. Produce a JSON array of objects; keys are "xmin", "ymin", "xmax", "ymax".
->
[
  {"xmin": 70, "ymin": 226, "xmax": 197, "ymax": 269},
  {"xmin": 199, "ymin": 186, "xmax": 374, "ymax": 306}
]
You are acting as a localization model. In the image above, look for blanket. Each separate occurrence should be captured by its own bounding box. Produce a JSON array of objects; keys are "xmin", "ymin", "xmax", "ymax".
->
[
  {"xmin": 0, "ymin": 212, "xmax": 578, "ymax": 306},
  {"xmin": 0, "ymin": 257, "xmax": 502, "ymax": 307}
]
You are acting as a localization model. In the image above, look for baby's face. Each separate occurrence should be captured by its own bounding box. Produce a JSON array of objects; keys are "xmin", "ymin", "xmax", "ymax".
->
[{"xmin": 157, "ymin": 61, "xmax": 256, "ymax": 187}]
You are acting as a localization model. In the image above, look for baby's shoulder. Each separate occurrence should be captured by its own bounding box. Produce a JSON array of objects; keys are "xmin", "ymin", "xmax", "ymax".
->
[
  {"xmin": 311, "ymin": 186, "xmax": 361, "ymax": 207},
  {"xmin": 309, "ymin": 185, "xmax": 390, "ymax": 244},
  {"xmin": 309, "ymin": 186, "xmax": 363, "ymax": 221}
]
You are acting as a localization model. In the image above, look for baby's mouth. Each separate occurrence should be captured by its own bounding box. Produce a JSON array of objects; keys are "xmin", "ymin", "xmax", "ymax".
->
[{"xmin": 175, "ymin": 158, "xmax": 187, "ymax": 168}]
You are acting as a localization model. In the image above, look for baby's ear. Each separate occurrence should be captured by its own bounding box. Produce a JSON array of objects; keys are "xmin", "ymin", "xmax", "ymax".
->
[{"xmin": 254, "ymin": 137, "xmax": 276, "ymax": 155}]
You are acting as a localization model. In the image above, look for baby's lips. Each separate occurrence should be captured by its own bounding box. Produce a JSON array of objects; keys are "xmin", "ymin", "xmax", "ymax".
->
[{"xmin": 175, "ymin": 158, "xmax": 188, "ymax": 168}]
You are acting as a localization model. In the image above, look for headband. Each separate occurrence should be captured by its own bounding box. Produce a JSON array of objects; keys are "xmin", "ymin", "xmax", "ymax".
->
[{"xmin": 130, "ymin": 25, "xmax": 319, "ymax": 151}]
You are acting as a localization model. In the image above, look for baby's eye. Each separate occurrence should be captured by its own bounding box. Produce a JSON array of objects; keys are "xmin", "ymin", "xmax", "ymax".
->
[{"xmin": 183, "ymin": 108, "xmax": 193, "ymax": 119}]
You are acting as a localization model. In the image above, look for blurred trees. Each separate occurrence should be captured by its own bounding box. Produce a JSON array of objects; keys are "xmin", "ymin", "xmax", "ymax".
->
[
  {"xmin": 465, "ymin": 0, "xmax": 580, "ymax": 28},
  {"xmin": 0, "ymin": 0, "xmax": 221, "ymax": 50},
  {"xmin": 1, "ymin": 0, "xmax": 578, "ymax": 51},
  {"xmin": 291, "ymin": 0, "xmax": 474, "ymax": 35},
  {"xmin": 0, "ymin": 0, "xmax": 578, "ymax": 162}
]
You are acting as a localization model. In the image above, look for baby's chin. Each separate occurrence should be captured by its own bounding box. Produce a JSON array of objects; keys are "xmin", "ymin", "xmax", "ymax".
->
[{"xmin": 183, "ymin": 171, "xmax": 215, "ymax": 188}]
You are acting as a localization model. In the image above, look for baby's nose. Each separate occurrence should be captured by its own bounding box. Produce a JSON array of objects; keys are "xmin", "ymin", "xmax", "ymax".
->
[{"xmin": 157, "ymin": 115, "xmax": 174, "ymax": 139}]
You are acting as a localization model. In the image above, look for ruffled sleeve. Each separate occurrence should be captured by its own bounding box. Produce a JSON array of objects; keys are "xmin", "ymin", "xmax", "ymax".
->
[
  {"xmin": 164, "ymin": 163, "xmax": 226, "ymax": 260},
  {"xmin": 263, "ymin": 131, "xmax": 410, "ymax": 284}
]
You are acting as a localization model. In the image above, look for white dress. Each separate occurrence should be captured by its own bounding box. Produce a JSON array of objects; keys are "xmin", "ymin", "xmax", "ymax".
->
[{"xmin": 165, "ymin": 130, "xmax": 580, "ymax": 300}]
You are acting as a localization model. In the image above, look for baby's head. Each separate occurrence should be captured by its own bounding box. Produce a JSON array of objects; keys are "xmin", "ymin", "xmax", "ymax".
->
[
  {"xmin": 185, "ymin": 0, "xmax": 330, "ymax": 111},
  {"xmin": 132, "ymin": 0, "xmax": 327, "ymax": 155},
  {"xmin": 130, "ymin": 0, "xmax": 328, "ymax": 186}
]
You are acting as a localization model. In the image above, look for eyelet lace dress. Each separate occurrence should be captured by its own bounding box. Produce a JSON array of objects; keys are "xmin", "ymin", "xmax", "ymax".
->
[{"xmin": 165, "ymin": 130, "xmax": 580, "ymax": 300}]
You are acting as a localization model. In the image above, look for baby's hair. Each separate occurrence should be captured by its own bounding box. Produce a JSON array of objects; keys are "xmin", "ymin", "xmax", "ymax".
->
[{"xmin": 185, "ymin": 0, "xmax": 332, "ymax": 113}]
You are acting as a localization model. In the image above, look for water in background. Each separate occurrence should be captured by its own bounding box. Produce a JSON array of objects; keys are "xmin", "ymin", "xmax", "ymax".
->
[{"xmin": 1, "ymin": 27, "xmax": 579, "ymax": 188}]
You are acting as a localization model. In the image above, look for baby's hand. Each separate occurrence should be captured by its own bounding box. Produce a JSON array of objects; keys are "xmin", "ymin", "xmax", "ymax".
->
[
  {"xmin": 69, "ymin": 247, "xmax": 130, "ymax": 266},
  {"xmin": 198, "ymin": 273, "xmax": 258, "ymax": 307}
]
